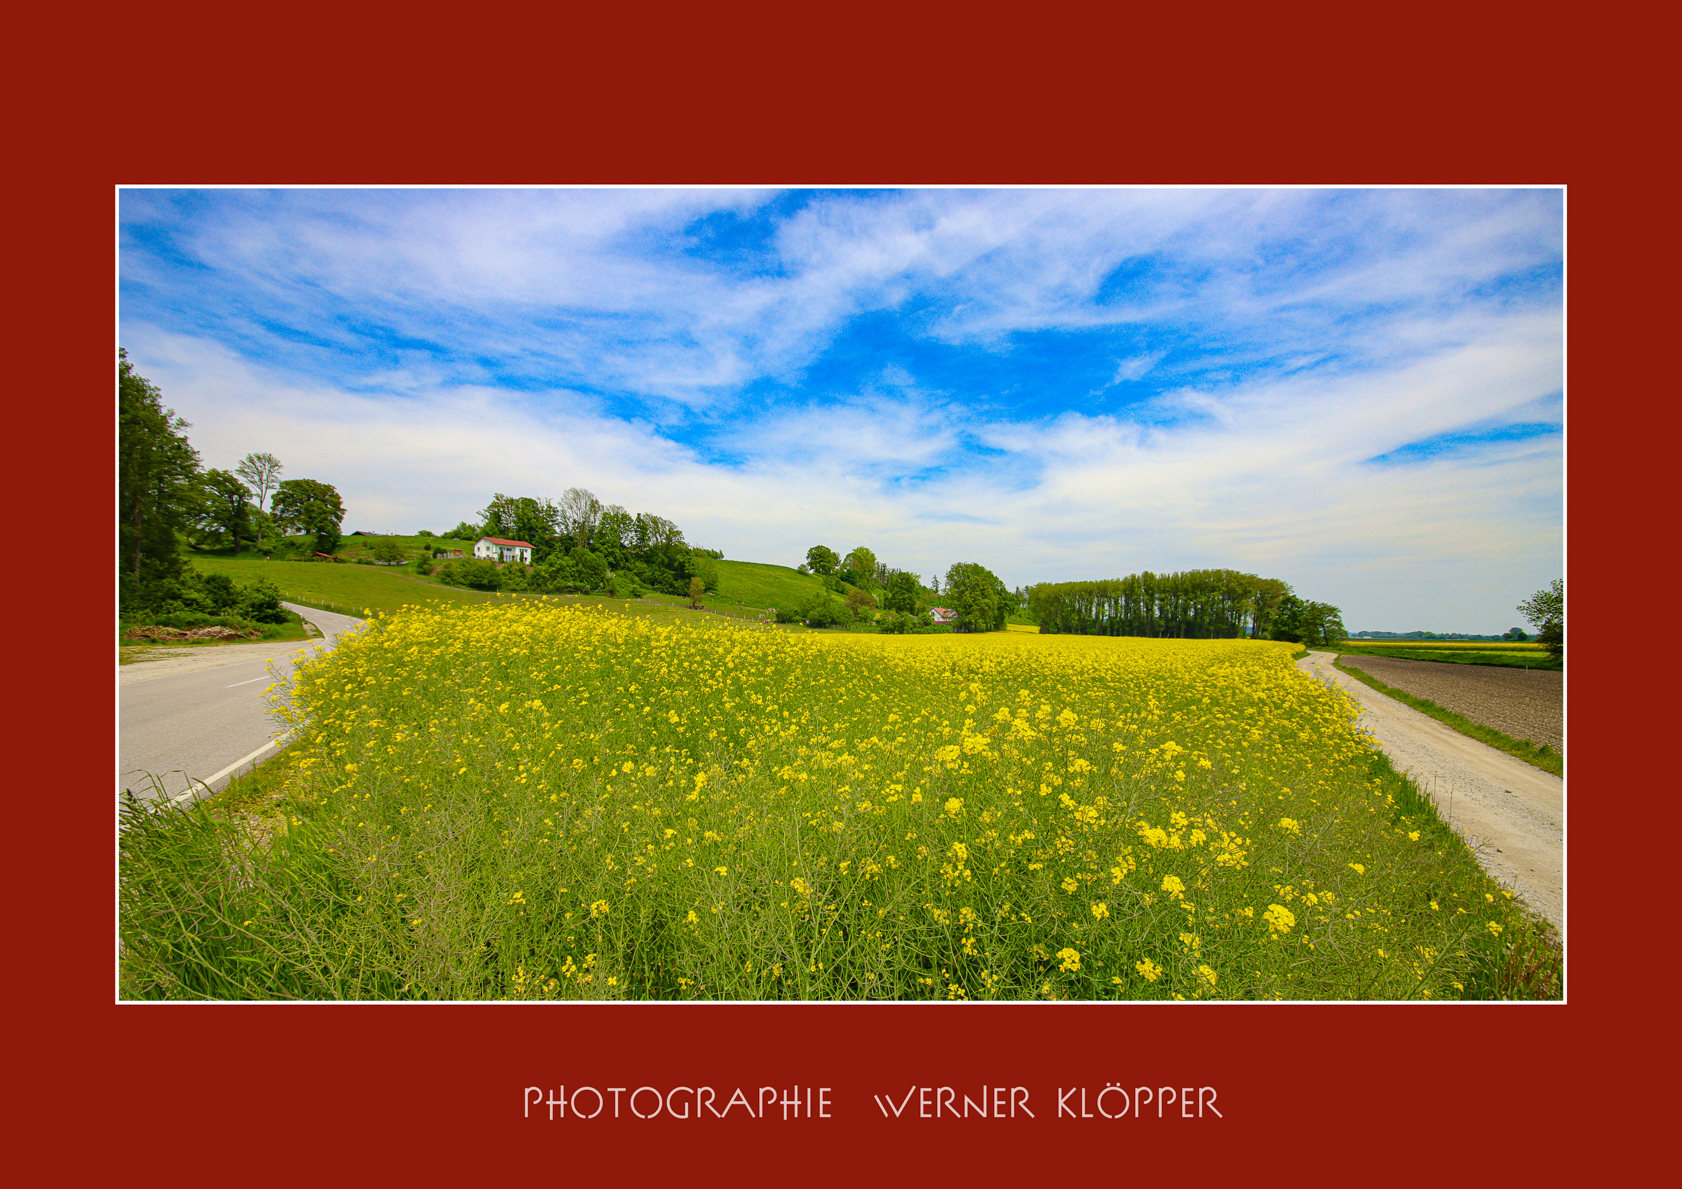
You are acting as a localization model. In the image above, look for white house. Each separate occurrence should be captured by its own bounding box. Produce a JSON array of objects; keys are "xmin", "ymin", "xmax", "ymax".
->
[
  {"xmin": 929, "ymin": 606, "xmax": 958, "ymax": 624},
  {"xmin": 474, "ymin": 536, "xmax": 534, "ymax": 564}
]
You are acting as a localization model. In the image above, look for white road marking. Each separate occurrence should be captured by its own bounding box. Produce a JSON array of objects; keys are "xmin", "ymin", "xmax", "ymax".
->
[{"xmin": 227, "ymin": 675, "xmax": 272, "ymax": 687}]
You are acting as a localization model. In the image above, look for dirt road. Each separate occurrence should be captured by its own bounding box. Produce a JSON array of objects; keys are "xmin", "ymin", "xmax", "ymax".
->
[{"xmin": 1297, "ymin": 651, "xmax": 1563, "ymax": 937}]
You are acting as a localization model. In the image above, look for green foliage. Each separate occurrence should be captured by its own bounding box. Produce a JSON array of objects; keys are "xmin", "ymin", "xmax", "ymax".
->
[
  {"xmin": 415, "ymin": 556, "xmax": 434, "ymax": 576},
  {"xmin": 367, "ymin": 538, "xmax": 408, "ymax": 564},
  {"xmin": 1518, "ymin": 579, "xmax": 1563, "ymax": 660},
  {"xmin": 800, "ymin": 592, "xmax": 846, "ymax": 627},
  {"xmin": 839, "ymin": 545, "xmax": 878, "ymax": 589},
  {"xmin": 119, "ymin": 350, "xmax": 201, "ymax": 581},
  {"xmin": 1033, "ymin": 569, "xmax": 1292, "ymax": 639},
  {"xmin": 188, "ymin": 469, "xmax": 255, "ymax": 553},
  {"xmin": 689, "ymin": 576, "xmax": 706, "ymax": 607},
  {"xmin": 805, "ymin": 545, "xmax": 840, "ymax": 575},
  {"xmin": 120, "ymin": 568, "xmax": 291, "ymax": 625},
  {"xmin": 844, "ymin": 587, "xmax": 878, "ymax": 620},
  {"xmin": 272, "ymin": 479, "xmax": 346, "ymax": 555},
  {"xmin": 944, "ymin": 562, "xmax": 1008, "ymax": 633},
  {"xmin": 882, "ymin": 570, "xmax": 921, "ymax": 614}
]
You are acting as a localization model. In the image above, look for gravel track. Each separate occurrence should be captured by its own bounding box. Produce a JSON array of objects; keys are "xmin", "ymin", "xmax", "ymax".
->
[
  {"xmin": 1335, "ymin": 654, "xmax": 1562, "ymax": 752},
  {"xmin": 1298, "ymin": 652, "xmax": 1563, "ymax": 936}
]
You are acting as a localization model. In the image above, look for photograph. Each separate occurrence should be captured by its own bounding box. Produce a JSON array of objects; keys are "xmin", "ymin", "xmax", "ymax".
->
[{"xmin": 116, "ymin": 187, "xmax": 1564, "ymax": 1004}]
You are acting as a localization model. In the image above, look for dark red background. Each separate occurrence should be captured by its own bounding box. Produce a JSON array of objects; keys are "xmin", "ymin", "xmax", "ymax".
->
[{"xmin": 17, "ymin": 5, "xmax": 1663, "ymax": 1179}]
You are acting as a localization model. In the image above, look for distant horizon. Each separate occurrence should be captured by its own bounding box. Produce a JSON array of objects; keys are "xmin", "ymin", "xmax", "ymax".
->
[{"xmin": 120, "ymin": 187, "xmax": 1563, "ymax": 637}]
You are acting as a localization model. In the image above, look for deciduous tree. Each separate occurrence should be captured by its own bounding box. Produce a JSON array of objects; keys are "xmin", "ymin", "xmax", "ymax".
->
[
  {"xmin": 234, "ymin": 452, "xmax": 283, "ymax": 544},
  {"xmin": 805, "ymin": 545, "xmax": 840, "ymax": 576},
  {"xmin": 272, "ymin": 478, "xmax": 347, "ymax": 555},
  {"xmin": 119, "ymin": 350, "xmax": 200, "ymax": 579}
]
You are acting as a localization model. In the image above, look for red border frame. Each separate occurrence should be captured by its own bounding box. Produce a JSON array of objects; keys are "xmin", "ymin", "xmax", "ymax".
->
[{"xmin": 23, "ymin": 9, "xmax": 1663, "ymax": 1178}]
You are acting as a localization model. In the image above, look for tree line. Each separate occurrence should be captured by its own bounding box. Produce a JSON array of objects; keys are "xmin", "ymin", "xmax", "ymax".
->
[
  {"xmin": 1027, "ymin": 569, "xmax": 1346, "ymax": 646},
  {"xmin": 439, "ymin": 490, "xmax": 714, "ymax": 598},
  {"xmin": 119, "ymin": 351, "xmax": 345, "ymax": 616}
]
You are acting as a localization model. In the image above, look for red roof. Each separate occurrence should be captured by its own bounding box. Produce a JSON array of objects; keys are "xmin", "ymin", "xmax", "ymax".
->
[{"xmin": 481, "ymin": 537, "xmax": 534, "ymax": 548}]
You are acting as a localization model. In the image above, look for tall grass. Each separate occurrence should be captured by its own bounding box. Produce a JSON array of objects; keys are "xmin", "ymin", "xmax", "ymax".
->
[{"xmin": 120, "ymin": 604, "xmax": 1559, "ymax": 1000}]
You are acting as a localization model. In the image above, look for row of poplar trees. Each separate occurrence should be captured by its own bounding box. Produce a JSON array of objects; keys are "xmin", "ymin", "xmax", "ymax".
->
[{"xmin": 1027, "ymin": 569, "xmax": 1345, "ymax": 644}]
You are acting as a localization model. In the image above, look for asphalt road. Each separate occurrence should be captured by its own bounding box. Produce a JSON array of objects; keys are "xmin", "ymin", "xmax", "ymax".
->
[{"xmin": 118, "ymin": 603, "xmax": 366, "ymax": 804}]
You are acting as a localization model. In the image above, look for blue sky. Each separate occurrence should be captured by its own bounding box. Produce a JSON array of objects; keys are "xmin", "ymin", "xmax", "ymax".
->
[{"xmin": 119, "ymin": 188, "xmax": 1563, "ymax": 632}]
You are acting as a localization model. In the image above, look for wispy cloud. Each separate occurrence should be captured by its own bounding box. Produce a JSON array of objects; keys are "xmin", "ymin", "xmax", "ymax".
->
[{"xmin": 120, "ymin": 187, "xmax": 1563, "ymax": 632}]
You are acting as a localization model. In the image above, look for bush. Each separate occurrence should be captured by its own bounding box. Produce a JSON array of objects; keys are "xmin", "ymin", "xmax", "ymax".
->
[
  {"xmin": 462, "ymin": 560, "xmax": 502, "ymax": 591},
  {"xmin": 801, "ymin": 593, "xmax": 845, "ymax": 628},
  {"xmin": 354, "ymin": 557, "xmax": 375, "ymax": 566},
  {"xmin": 239, "ymin": 579, "xmax": 290, "ymax": 624},
  {"xmin": 415, "ymin": 557, "xmax": 434, "ymax": 576}
]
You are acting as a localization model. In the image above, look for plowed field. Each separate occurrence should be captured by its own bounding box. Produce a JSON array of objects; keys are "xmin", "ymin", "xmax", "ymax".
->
[{"xmin": 1335, "ymin": 654, "xmax": 1562, "ymax": 752}]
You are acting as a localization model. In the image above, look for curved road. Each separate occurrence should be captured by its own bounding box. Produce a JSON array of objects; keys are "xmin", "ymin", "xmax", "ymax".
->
[
  {"xmin": 1297, "ymin": 650, "xmax": 1563, "ymax": 937},
  {"xmin": 119, "ymin": 603, "xmax": 365, "ymax": 805}
]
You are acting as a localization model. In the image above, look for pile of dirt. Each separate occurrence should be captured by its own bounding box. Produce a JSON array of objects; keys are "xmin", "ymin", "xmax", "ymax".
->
[{"xmin": 123, "ymin": 624, "xmax": 263, "ymax": 642}]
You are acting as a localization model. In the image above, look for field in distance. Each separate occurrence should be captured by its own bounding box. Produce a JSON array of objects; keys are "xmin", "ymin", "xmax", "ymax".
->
[{"xmin": 1332, "ymin": 640, "xmax": 1558, "ymax": 671}]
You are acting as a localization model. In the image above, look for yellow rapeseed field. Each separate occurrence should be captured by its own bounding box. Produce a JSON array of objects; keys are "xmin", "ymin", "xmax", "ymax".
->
[{"xmin": 122, "ymin": 601, "xmax": 1554, "ymax": 1000}]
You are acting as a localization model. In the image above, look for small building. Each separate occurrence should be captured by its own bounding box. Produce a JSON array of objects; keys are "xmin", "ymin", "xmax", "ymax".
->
[
  {"xmin": 929, "ymin": 606, "xmax": 958, "ymax": 624},
  {"xmin": 474, "ymin": 536, "xmax": 534, "ymax": 564}
]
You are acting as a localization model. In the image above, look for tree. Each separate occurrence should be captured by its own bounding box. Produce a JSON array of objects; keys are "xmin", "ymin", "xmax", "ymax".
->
[
  {"xmin": 844, "ymin": 587, "xmax": 877, "ymax": 620},
  {"xmin": 806, "ymin": 545, "xmax": 840, "ymax": 576},
  {"xmin": 1519, "ymin": 578, "xmax": 1563, "ymax": 659},
  {"xmin": 689, "ymin": 575, "xmax": 706, "ymax": 607},
  {"xmin": 557, "ymin": 487, "xmax": 604, "ymax": 551},
  {"xmin": 368, "ymin": 538, "xmax": 407, "ymax": 564},
  {"xmin": 190, "ymin": 469, "xmax": 254, "ymax": 552},
  {"xmin": 840, "ymin": 545, "xmax": 878, "ymax": 588},
  {"xmin": 944, "ymin": 562, "xmax": 1008, "ymax": 632},
  {"xmin": 480, "ymin": 493, "xmax": 563, "ymax": 561},
  {"xmin": 1504, "ymin": 626, "xmax": 1530, "ymax": 641},
  {"xmin": 234, "ymin": 452, "xmax": 283, "ymax": 545},
  {"xmin": 119, "ymin": 350, "xmax": 201, "ymax": 580},
  {"xmin": 882, "ymin": 570, "xmax": 920, "ymax": 613},
  {"xmin": 271, "ymin": 478, "xmax": 347, "ymax": 555}
]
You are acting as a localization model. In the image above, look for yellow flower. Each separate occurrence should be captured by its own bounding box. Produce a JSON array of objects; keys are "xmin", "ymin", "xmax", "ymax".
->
[
  {"xmin": 589, "ymin": 899, "xmax": 609, "ymax": 919},
  {"xmin": 1277, "ymin": 817, "xmax": 1301, "ymax": 836},
  {"xmin": 1061, "ymin": 877, "xmax": 1080, "ymax": 894},
  {"xmin": 1161, "ymin": 875, "xmax": 1186, "ymax": 899},
  {"xmin": 1348, "ymin": 862, "xmax": 1365, "ymax": 875},
  {"xmin": 1057, "ymin": 948, "xmax": 1081, "ymax": 972},
  {"xmin": 1408, "ymin": 830, "xmax": 1421, "ymax": 841},
  {"xmin": 1486, "ymin": 921, "xmax": 1503, "ymax": 936},
  {"xmin": 1262, "ymin": 904, "xmax": 1296, "ymax": 934},
  {"xmin": 1091, "ymin": 902, "xmax": 1109, "ymax": 920},
  {"xmin": 1195, "ymin": 964, "xmax": 1217, "ymax": 989},
  {"xmin": 1135, "ymin": 958, "xmax": 1163, "ymax": 982},
  {"xmin": 944, "ymin": 797, "xmax": 964, "ymax": 817}
]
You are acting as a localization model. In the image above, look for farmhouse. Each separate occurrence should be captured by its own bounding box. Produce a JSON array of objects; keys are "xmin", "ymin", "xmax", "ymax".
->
[
  {"xmin": 929, "ymin": 607, "xmax": 958, "ymax": 624},
  {"xmin": 474, "ymin": 536, "xmax": 534, "ymax": 564}
]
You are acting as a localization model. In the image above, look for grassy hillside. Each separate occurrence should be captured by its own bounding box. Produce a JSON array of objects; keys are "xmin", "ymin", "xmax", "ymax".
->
[
  {"xmin": 187, "ymin": 554, "xmax": 503, "ymax": 617},
  {"xmin": 712, "ymin": 559, "xmax": 835, "ymax": 610},
  {"xmin": 190, "ymin": 543, "xmax": 927, "ymax": 619}
]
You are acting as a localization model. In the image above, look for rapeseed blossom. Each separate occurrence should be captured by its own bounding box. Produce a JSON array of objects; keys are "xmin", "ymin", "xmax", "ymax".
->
[{"xmin": 235, "ymin": 599, "xmax": 1537, "ymax": 1002}]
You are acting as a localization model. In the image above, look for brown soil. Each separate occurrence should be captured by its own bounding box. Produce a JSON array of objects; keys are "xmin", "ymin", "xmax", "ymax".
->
[
  {"xmin": 1335, "ymin": 654, "xmax": 1562, "ymax": 752},
  {"xmin": 123, "ymin": 624, "xmax": 262, "ymax": 642}
]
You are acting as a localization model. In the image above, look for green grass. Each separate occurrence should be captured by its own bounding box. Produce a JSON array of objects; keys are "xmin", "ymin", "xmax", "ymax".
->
[
  {"xmin": 710, "ymin": 558, "xmax": 842, "ymax": 610},
  {"xmin": 188, "ymin": 554, "xmax": 512, "ymax": 617},
  {"xmin": 1332, "ymin": 661, "xmax": 1563, "ymax": 777},
  {"xmin": 1332, "ymin": 641, "xmax": 1560, "ymax": 671}
]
